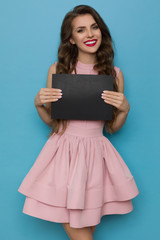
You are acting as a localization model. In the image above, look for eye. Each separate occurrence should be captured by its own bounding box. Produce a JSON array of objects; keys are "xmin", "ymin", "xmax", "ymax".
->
[
  {"xmin": 77, "ymin": 29, "xmax": 83, "ymax": 33},
  {"xmin": 77, "ymin": 25, "xmax": 99, "ymax": 33}
]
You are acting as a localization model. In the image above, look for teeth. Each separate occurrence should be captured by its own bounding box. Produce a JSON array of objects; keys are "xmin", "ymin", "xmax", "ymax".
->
[{"xmin": 85, "ymin": 40, "xmax": 96, "ymax": 44}]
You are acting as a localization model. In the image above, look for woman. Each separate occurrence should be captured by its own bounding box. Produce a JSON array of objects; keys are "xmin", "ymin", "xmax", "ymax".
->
[{"xmin": 18, "ymin": 4, "xmax": 139, "ymax": 240}]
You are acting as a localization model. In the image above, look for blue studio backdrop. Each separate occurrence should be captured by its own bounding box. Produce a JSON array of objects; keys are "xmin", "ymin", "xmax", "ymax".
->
[{"xmin": 0, "ymin": 0, "xmax": 160, "ymax": 239}]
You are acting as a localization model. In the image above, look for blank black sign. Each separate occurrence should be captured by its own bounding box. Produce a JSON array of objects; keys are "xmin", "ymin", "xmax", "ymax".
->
[{"xmin": 51, "ymin": 74, "xmax": 113, "ymax": 120}]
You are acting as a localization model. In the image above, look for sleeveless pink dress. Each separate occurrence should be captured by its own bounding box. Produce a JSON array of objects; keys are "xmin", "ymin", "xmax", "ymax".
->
[{"xmin": 18, "ymin": 60, "xmax": 139, "ymax": 228}]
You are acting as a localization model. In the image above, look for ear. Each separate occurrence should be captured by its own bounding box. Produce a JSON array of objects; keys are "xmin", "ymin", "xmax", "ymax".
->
[{"xmin": 69, "ymin": 38, "xmax": 75, "ymax": 45}]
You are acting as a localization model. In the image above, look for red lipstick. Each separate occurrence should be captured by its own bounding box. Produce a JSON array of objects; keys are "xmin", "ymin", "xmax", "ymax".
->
[{"xmin": 84, "ymin": 39, "xmax": 97, "ymax": 47}]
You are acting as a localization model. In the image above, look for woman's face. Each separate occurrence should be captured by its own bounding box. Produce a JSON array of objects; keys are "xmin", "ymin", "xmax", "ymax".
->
[{"xmin": 70, "ymin": 14, "xmax": 102, "ymax": 57}]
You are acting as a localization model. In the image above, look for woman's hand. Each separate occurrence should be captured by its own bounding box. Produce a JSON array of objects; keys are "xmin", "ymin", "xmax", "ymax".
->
[
  {"xmin": 101, "ymin": 90, "xmax": 130, "ymax": 114},
  {"xmin": 34, "ymin": 88, "xmax": 63, "ymax": 107}
]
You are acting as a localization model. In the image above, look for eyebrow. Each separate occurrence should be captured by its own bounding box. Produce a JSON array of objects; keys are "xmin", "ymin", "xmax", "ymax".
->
[{"xmin": 75, "ymin": 22, "xmax": 97, "ymax": 30}]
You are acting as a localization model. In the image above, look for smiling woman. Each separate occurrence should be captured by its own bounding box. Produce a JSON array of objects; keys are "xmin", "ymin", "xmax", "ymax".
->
[
  {"xmin": 52, "ymin": 5, "xmax": 121, "ymax": 135},
  {"xmin": 69, "ymin": 14, "xmax": 102, "ymax": 61},
  {"xmin": 18, "ymin": 4, "xmax": 139, "ymax": 240}
]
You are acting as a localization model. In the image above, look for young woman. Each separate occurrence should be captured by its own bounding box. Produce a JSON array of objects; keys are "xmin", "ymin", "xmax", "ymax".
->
[{"xmin": 18, "ymin": 5, "xmax": 139, "ymax": 240}]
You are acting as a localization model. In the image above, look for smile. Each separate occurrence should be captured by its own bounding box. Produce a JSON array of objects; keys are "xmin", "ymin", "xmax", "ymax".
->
[{"xmin": 84, "ymin": 40, "xmax": 97, "ymax": 47}]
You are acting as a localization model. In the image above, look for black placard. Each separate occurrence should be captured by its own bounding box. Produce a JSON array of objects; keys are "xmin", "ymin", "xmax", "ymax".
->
[{"xmin": 51, "ymin": 74, "xmax": 113, "ymax": 120}]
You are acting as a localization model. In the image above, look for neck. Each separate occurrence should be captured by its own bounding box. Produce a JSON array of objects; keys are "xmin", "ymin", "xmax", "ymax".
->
[{"xmin": 77, "ymin": 53, "xmax": 97, "ymax": 64}]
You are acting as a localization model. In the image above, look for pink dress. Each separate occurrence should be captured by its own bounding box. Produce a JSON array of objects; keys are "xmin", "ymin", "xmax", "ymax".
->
[{"xmin": 18, "ymin": 60, "xmax": 139, "ymax": 228}]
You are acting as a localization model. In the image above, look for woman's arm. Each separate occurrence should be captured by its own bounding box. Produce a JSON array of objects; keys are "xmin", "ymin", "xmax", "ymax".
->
[
  {"xmin": 102, "ymin": 70, "xmax": 130, "ymax": 133},
  {"xmin": 34, "ymin": 63, "xmax": 61, "ymax": 126},
  {"xmin": 110, "ymin": 108, "xmax": 130, "ymax": 133},
  {"xmin": 34, "ymin": 104, "xmax": 53, "ymax": 126},
  {"xmin": 110, "ymin": 70, "xmax": 130, "ymax": 133}
]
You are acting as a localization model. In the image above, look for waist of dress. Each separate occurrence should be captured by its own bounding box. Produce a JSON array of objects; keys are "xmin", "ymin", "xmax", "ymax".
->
[{"xmin": 64, "ymin": 124, "xmax": 103, "ymax": 137}]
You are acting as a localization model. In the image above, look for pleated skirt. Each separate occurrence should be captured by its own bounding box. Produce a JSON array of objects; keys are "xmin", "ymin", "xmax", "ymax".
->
[{"xmin": 18, "ymin": 122, "xmax": 139, "ymax": 228}]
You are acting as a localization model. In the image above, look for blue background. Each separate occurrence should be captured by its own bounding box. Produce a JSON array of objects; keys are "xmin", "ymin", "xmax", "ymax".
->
[{"xmin": 0, "ymin": 0, "xmax": 160, "ymax": 239}]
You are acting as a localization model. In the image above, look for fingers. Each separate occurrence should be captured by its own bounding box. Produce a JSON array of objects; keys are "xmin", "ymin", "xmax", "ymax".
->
[
  {"xmin": 40, "ymin": 88, "xmax": 62, "ymax": 95},
  {"xmin": 104, "ymin": 98, "xmax": 120, "ymax": 108},
  {"xmin": 43, "ymin": 88, "xmax": 62, "ymax": 92},
  {"xmin": 101, "ymin": 91, "xmax": 123, "ymax": 109},
  {"xmin": 104, "ymin": 97, "xmax": 121, "ymax": 104},
  {"xmin": 42, "ymin": 99, "xmax": 60, "ymax": 103},
  {"xmin": 38, "ymin": 88, "xmax": 63, "ymax": 104},
  {"xmin": 101, "ymin": 91, "xmax": 124, "ymax": 100},
  {"xmin": 41, "ymin": 88, "xmax": 63, "ymax": 98},
  {"xmin": 103, "ymin": 90, "xmax": 123, "ymax": 96},
  {"xmin": 40, "ymin": 94, "xmax": 62, "ymax": 99}
]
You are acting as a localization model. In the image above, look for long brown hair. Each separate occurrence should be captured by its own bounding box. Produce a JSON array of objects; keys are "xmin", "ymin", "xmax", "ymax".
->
[{"xmin": 47, "ymin": 4, "xmax": 119, "ymax": 137}]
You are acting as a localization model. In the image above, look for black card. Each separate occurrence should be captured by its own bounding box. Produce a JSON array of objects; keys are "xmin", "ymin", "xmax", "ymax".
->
[{"xmin": 51, "ymin": 74, "xmax": 113, "ymax": 120}]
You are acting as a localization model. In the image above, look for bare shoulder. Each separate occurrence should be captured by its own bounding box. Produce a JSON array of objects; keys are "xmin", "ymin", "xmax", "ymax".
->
[
  {"xmin": 48, "ymin": 62, "xmax": 57, "ymax": 75},
  {"xmin": 116, "ymin": 70, "xmax": 124, "ymax": 93},
  {"xmin": 47, "ymin": 62, "xmax": 57, "ymax": 88}
]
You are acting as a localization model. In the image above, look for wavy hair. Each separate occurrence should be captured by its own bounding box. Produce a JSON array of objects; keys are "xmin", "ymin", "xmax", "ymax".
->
[{"xmin": 47, "ymin": 4, "xmax": 119, "ymax": 137}]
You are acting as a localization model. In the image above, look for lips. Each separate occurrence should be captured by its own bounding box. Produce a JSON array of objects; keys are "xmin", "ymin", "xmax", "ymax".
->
[
  {"xmin": 84, "ymin": 39, "xmax": 97, "ymax": 43},
  {"xmin": 84, "ymin": 39, "xmax": 97, "ymax": 47}
]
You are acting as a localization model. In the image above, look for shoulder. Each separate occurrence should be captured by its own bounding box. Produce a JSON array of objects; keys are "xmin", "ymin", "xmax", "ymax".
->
[
  {"xmin": 46, "ymin": 62, "xmax": 57, "ymax": 89},
  {"xmin": 114, "ymin": 66, "xmax": 120, "ymax": 77},
  {"xmin": 48, "ymin": 61, "xmax": 57, "ymax": 74},
  {"xmin": 114, "ymin": 66, "xmax": 124, "ymax": 93}
]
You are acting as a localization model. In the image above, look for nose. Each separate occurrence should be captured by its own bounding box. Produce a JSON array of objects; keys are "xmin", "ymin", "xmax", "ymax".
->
[{"xmin": 87, "ymin": 28, "xmax": 94, "ymax": 38}]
